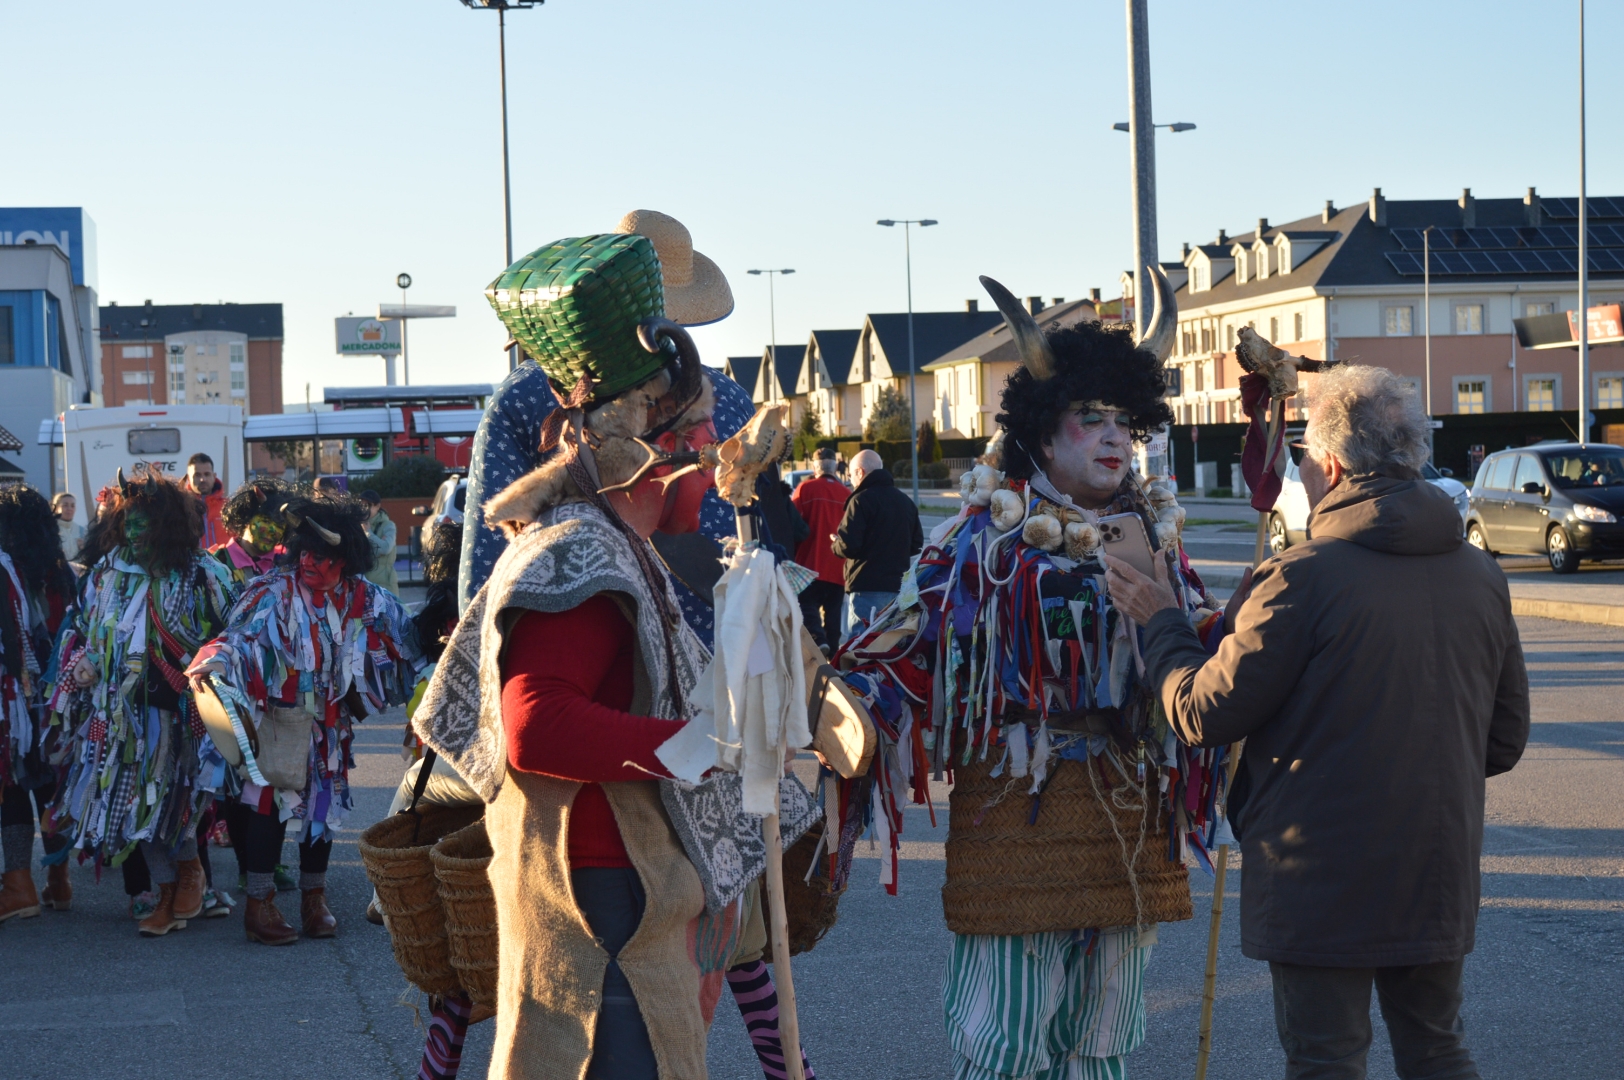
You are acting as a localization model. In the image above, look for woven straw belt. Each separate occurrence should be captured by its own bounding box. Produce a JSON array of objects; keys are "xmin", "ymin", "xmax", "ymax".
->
[{"xmin": 942, "ymin": 749, "xmax": 1193, "ymax": 936}]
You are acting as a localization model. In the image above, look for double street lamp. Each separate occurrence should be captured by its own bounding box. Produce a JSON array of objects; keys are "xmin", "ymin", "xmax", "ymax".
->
[
  {"xmin": 746, "ymin": 269, "xmax": 795, "ymax": 403},
  {"xmin": 457, "ymin": 0, "xmax": 541, "ymax": 371},
  {"xmin": 876, "ymin": 218, "xmax": 937, "ymax": 505}
]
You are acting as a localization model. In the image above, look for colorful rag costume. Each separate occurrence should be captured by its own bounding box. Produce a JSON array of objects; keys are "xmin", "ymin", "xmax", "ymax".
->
[
  {"xmin": 47, "ymin": 548, "xmax": 237, "ymax": 865},
  {"xmin": 831, "ymin": 270, "xmax": 1228, "ymax": 1079}
]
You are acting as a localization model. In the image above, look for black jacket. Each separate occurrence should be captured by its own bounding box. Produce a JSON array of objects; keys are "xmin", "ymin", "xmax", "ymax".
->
[
  {"xmin": 1142, "ymin": 472, "xmax": 1530, "ymax": 967},
  {"xmin": 830, "ymin": 469, "xmax": 922, "ymax": 593}
]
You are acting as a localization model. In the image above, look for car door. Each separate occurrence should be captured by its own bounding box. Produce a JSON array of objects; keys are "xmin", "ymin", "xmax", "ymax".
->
[
  {"xmin": 1473, "ymin": 454, "xmax": 1516, "ymax": 548},
  {"xmin": 1503, "ymin": 453, "xmax": 1552, "ymax": 552}
]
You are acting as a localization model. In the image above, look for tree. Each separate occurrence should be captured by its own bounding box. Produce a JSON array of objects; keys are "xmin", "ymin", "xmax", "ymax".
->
[
  {"xmin": 794, "ymin": 407, "xmax": 824, "ymax": 460},
  {"xmin": 917, "ymin": 420, "xmax": 942, "ymax": 463},
  {"xmin": 864, "ymin": 383, "xmax": 913, "ymax": 442}
]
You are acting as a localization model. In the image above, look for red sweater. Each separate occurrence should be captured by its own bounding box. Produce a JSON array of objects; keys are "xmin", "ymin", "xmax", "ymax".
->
[
  {"xmin": 791, "ymin": 474, "xmax": 850, "ymax": 585},
  {"xmin": 500, "ymin": 598, "xmax": 682, "ymax": 868}
]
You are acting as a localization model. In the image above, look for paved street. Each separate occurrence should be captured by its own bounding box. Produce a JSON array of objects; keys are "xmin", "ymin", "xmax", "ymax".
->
[{"xmin": 2, "ymin": 612, "xmax": 1618, "ymax": 1079}]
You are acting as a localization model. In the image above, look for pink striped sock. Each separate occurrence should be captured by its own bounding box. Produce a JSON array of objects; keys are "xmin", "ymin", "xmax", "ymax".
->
[{"xmin": 726, "ymin": 961, "xmax": 815, "ymax": 1080}]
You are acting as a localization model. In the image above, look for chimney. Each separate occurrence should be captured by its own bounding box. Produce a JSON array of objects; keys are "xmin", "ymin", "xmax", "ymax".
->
[
  {"xmin": 1368, "ymin": 187, "xmax": 1387, "ymax": 227},
  {"xmin": 1322, "ymin": 199, "xmax": 1336, "ymax": 223},
  {"xmin": 965, "ymin": 299, "xmax": 978, "ymax": 314},
  {"xmin": 1216, "ymin": 228, "xmax": 1228, "ymax": 245},
  {"xmin": 1459, "ymin": 188, "xmax": 1476, "ymax": 228},
  {"xmin": 192, "ymin": 303, "xmax": 203, "ymax": 321},
  {"xmin": 1051, "ymin": 297, "xmax": 1064, "ymax": 306},
  {"xmin": 1089, "ymin": 287, "xmax": 1102, "ymax": 303},
  {"xmin": 1026, "ymin": 297, "xmax": 1044, "ymax": 315},
  {"xmin": 1256, "ymin": 217, "xmax": 1269, "ymax": 239},
  {"xmin": 1181, "ymin": 241, "xmax": 1191, "ymax": 259},
  {"xmin": 1524, "ymin": 186, "xmax": 1542, "ymax": 227}
]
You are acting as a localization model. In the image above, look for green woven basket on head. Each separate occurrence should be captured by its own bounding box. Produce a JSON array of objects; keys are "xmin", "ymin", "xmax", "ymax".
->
[{"xmin": 485, "ymin": 233, "xmax": 668, "ymax": 402}]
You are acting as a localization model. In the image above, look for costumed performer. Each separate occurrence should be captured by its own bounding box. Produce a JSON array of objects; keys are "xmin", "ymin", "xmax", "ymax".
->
[
  {"xmin": 452, "ymin": 210, "xmax": 814, "ymax": 1080},
  {"xmin": 44, "ymin": 469, "xmax": 239, "ymax": 937},
  {"xmin": 188, "ymin": 490, "xmax": 425, "ymax": 945},
  {"xmin": 0, "ymin": 485, "xmax": 77, "ymax": 922},
  {"xmin": 212, "ymin": 479, "xmax": 295, "ymax": 584},
  {"xmin": 416, "ymin": 230, "xmax": 800, "ymax": 1080},
  {"xmin": 835, "ymin": 273, "xmax": 1229, "ymax": 1080}
]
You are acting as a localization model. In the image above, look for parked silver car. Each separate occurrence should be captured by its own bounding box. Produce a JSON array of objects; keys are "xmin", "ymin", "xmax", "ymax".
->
[
  {"xmin": 412, "ymin": 473, "xmax": 467, "ymax": 553},
  {"xmin": 1266, "ymin": 441, "xmax": 1468, "ymax": 554}
]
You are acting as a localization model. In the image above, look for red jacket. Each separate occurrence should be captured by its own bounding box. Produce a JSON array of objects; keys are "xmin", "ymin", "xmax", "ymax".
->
[
  {"xmin": 791, "ymin": 473, "xmax": 851, "ymax": 586},
  {"xmin": 194, "ymin": 480, "xmax": 226, "ymax": 548}
]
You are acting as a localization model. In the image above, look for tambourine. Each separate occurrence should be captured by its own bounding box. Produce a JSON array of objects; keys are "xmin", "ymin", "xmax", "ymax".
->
[{"xmin": 193, "ymin": 675, "xmax": 273, "ymax": 789}]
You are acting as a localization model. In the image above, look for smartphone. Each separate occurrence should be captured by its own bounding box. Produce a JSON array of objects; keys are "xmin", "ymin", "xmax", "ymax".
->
[{"xmin": 1099, "ymin": 512, "xmax": 1157, "ymax": 579}]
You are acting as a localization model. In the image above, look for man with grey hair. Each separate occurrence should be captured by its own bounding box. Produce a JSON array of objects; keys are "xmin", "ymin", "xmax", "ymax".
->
[
  {"xmin": 832, "ymin": 448, "xmax": 921, "ymax": 633},
  {"xmin": 1107, "ymin": 364, "xmax": 1530, "ymax": 1080}
]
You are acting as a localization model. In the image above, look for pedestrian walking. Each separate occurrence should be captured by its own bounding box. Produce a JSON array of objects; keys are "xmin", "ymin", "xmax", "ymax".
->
[
  {"xmin": 360, "ymin": 489, "xmax": 399, "ymax": 594},
  {"xmin": 831, "ymin": 448, "xmax": 921, "ymax": 634},
  {"xmin": 1110, "ymin": 364, "xmax": 1532, "ymax": 1080},
  {"xmin": 184, "ymin": 452, "xmax": 227, "ymax": 548},
  {"xmin": 791, "ymin": 448, "xmax": 848, "ymax": 652},
  {"xmin": 50, "ymin": 492, "xmax": 83, "ymax": 562}
]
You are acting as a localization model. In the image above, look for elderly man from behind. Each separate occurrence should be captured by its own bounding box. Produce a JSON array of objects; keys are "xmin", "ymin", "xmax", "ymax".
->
[
  {"xmin": 792, "ymin": 448, "xmax": 850, "ymax": 651},
  {"xmin": 832, "ymin": 448, "xmax": 922, "ymax": 634},
  {"xmin": 1107, "ymin": 365, "xmax": 1530, "ymax": 1080}
]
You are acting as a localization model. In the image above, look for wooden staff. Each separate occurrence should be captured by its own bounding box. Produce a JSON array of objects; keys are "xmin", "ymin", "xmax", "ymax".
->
[
  {"xmin": 1194, "ymin": 395, "xmax": 1282, "ymax": 1080},
  {"xmin": 734, "ymin": 508, "xmax": 806, "ymax": 1080}
]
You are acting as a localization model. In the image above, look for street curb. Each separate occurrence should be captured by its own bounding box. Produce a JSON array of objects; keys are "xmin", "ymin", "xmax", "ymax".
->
[{"xmin": 1511, "ymin": 597, "xmax": 1624, "ymax": 627}]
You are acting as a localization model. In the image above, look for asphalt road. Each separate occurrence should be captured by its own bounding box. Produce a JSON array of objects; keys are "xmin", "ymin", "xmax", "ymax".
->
[{"xmin": 2, "ymin": 613, "xmax": 1618, "ymax": 1079}]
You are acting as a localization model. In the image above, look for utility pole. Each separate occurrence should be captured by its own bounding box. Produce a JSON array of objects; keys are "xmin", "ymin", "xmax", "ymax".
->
[
  {"xmin": 1125, "ymin": 0, "xmax": 1157, "ymax": 338},
  {"xmin": 1578, "ymin": 0, "xmax": 1590, "ymax": 445}
]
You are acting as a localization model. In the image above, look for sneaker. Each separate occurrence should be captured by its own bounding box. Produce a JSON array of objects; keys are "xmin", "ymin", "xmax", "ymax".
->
[
  {"xmin": 129, "ymin": 890, "xmax": 159, "ymax": 920},
  {"xmin": 201, "ymin": 888, "xmax": 235, "ymax": 918},
  {"xmin": 273, "ymin": 865, "xmax": 297, "ymax": 893}
]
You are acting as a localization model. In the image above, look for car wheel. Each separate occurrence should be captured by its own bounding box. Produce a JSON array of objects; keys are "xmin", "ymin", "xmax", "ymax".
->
[
  {"xmin": 1547, "ymin": 526, "xmax": 1580, "ymax": 575},
  {"xmin": 1466, "ymin": 522, "xmax": 1494, "ymax": 555},
  {"xmin": 1268, "ymin": 513, "xmax": 1289, "ymax": 555}
]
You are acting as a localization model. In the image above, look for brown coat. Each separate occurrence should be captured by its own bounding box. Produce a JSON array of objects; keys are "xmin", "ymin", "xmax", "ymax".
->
[{"xmin": 1142, "ymin": 471, "xmax": 1530, "ymax": 967}]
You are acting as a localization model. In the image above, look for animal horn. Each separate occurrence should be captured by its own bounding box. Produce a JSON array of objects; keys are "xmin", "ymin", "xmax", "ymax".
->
[
  {"xmin": 1134, "ymin": 264, "xmax": 1178, "ymax": 363},
  {"xmin": 116, "ymin": 467, "xmax": 130, "ymax": 496},
  {"xmin": 637, "ymin": 317, "xmax": 702, "ymax": 406},
  {"xmin": 980, "ymin": 275, "xmax": 1056, "ymax": 380},
  {"xmin": 281, "ymin": 502, "xmax": 342, "ymax": 547}
]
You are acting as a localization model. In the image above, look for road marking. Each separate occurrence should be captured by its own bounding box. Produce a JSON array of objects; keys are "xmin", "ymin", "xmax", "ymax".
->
[{"xmin": 0, "ymin": 990, "xmax": 186, "ymax": 1031}]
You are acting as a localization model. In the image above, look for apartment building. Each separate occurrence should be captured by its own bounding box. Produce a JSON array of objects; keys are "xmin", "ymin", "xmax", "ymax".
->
[{"xmin": 99, "ymin": 302, "xmax": 284, "ymax": 414}]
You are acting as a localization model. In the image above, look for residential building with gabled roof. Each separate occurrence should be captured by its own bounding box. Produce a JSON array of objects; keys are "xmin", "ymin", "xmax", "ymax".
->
[
  {"xmin": 800, "ymin": 328, "xmax": 861, "ymax": 436},
  {"xmin": 922, "ymin": 296, "xmax": 1098, "ymax": 438},
  {"xmin": 721, "ymin": 355, "xmax": 760, "ymax": 400},
  {"xmin": 852, "ymin": 303, "xmax": 1004, "ymax": 436},
  {"xmin": 753, "ymin": 344, "xmax": 807, "ymax": 423},
  {"xmin": 1166, "ymin": 188, "xmax": 1624, "ymax": 424}
]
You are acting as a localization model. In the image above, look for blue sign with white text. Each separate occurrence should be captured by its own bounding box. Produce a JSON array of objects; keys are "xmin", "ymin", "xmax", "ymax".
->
[{"xmin": 0, "ymin": 208, "xmax": 98, "ymax": 289}]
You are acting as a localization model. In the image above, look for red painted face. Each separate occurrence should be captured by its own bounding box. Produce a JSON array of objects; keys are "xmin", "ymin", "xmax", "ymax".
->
[
  {"xmin": 652, "ymin": 418, "xmax": 717, "ymax": 535},
  {"xmin": 298, "ymin": 550, "xmax": 345, "ymax": 593}
]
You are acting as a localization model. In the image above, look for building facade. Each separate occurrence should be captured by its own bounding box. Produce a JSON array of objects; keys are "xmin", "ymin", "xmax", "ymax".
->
[
  {"xmin": 99, "ymin": 302, "xmax": 284, "ymax": 414},
  {"xmin": 1165, "ymin": 188, "xmax": 1624, "ymax": 423},
  {"xmin": 800, "ymin": 328, "xmax": 861, "ymax": 437}
]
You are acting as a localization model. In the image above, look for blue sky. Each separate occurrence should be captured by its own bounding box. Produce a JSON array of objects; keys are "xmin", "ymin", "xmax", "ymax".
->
[{"xmin": 4, "ymin": 1, "xmax": 1620, "ymax": 400}]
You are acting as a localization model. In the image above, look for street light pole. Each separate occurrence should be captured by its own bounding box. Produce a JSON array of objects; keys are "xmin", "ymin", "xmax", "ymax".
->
[
  {"xmin": 877, "ymin": 218, "xmax": 938, "ymax": 506},
  {"xmin": 457, "ymin": 0, "xmax": 539, "ymax": 371},
  {"xmin": 1423, "ymin": 226, "xmax": 1434, "ymax": 417},
  {"xmin": 398, "ymin": 272, "xmax": 413, "ymax": 386},
  {"xmin": 1125, "ymin": 0, "xmax": 1156, "ymax": 340},
  {"xmin": 1578, "ymin": 0, "xmax": 1589, "ymax": 445},
  {"xmin": 747, "ymin": 269, "xmax": 795, "ymax": 403}
]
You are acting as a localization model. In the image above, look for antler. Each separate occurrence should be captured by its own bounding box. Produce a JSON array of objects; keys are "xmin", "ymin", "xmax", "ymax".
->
[
  {"xmin": 1134, "ymin": 264, "xmax": 1178, "ymax": 363},
  {"xmin": 596, "ymin": 438, "xmax": 706, "ymax": 495},
  {"xmin": 979, "ymin": 275, "xmax": 1057, "ymax": 380},
  {"xmin": 281, "ymin": 503, "xmax": 342, "ymax": 547}
]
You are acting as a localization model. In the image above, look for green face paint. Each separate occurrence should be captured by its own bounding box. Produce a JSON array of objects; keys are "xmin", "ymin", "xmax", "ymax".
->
[{"xmin": 240, "ymin": 515, "xmax": 285, "ymax": 555}]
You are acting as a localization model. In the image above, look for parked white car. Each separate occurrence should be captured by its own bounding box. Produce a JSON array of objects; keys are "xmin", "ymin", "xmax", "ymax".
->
[
  {"xmin": 413, "ymin": 473, "xmax": 467, "ymax": 553},
  {"xmin": 1267, "ymin": 446, "xmax": 1468, "ymax": 554}
]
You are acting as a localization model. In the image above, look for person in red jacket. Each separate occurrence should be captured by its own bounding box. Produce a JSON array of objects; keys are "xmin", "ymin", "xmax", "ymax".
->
[
  {"xmin": 184, "ymin": 452, "xmax": 227, "ymax": 548},
  {"xmin": 791, "ymin": 448, "xmax": 849, "ymax": 652}
]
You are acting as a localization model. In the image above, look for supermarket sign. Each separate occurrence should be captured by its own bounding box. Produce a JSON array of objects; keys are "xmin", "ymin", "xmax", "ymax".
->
[{"xmin": 335, "ymin": 317, "xmax": 401, "ymax": 356}]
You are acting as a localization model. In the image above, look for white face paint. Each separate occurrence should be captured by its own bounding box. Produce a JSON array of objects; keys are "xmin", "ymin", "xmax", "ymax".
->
[{"xmin": 1041, "ymin": 403, "xmax": 1133, "ymax": 510}]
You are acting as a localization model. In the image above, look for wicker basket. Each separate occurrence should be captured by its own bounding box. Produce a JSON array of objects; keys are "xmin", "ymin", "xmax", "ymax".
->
[
  {"xmin": 942, "ymin": 754, "xmax": 1192, "ymax": 936},
  {"xmin": 432, "ymin": 820, "xmax": 499, "ymax": 1009},
  {"xmin": 359, "ymin": 804, "xmax": 485, "ymax": 996},
  {"xmin": 761, "ymin": 820, "xmax": 842, "ymax": 963}
]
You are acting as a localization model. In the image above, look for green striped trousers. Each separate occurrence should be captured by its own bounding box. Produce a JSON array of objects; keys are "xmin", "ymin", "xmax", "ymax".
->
[{"xmin": 944, "ymin": 926, "xmax": 1155, "ymax": 1080}]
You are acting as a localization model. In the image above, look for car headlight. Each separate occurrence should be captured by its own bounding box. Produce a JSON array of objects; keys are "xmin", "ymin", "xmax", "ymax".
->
[
  {"xmin": 1572, "ymin": 504, "xmax": 1617, "ymax": 523},
  {"xmin": 1454, "ymin": 491, "xmax": 1469, "ymax": 514}
]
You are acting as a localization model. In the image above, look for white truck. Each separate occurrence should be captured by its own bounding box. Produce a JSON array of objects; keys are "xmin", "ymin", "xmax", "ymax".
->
[{"xmin": 53, "ymin": 404, "xmax": 245, "ymax": 527}]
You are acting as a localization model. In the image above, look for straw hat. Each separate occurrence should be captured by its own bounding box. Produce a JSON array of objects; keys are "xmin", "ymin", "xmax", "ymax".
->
[{"xmin": 615, "ymin": 210, "xmax": 733, "ymax": 327}]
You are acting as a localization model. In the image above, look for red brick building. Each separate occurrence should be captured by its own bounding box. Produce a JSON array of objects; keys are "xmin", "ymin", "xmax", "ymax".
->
[{"xmin": 98, "ymin": 302, "xmax": 283, "ymax": 414}]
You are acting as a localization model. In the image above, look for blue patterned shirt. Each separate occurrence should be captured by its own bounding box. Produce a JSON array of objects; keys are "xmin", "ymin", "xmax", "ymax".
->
[{"xmin": 457, "ymin": 363, "xmax": 755, "ymax": 648}]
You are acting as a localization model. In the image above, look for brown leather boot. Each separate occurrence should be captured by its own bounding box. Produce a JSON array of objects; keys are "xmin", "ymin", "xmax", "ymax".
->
[
  {"xmin": 172, "ymin": 858, "xmax": 205, "ymax": 920},
  {"xmin": 0, "ymin": 868, "xmax": 41, "ymax": 922},
  {"xmin": 244, "ymin": 894, "xmax": 297, "ymax": 946},
  {"xmin": 137, "ymin": 882, "xmax": 187, "ymax": 937},
  {"xmin": 301, "ymin": 888, "xmax": 337, "ymax": 939},
  {"xmin": 41, "ymin": 862, "xmax": 71, "ymax": 912}
]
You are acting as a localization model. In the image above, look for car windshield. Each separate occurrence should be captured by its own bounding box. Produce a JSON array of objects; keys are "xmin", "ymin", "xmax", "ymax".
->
[
  {"xmin": 1543, "ymin": 450, "xmax": 1624, "ymax": 489},
  {"xmin": 1422, "ymin": 461, "xmax": 1442, "ymax": 480},
  {"xmin": 453, "ymin": 482, "xmax": 467, "ymax": 512}
]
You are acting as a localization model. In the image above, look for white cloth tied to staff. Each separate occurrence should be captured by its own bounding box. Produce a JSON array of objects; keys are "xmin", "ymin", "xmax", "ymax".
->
[{"xmin": 658, "ymin": 544, "xmax": 811, "ymax": 815}]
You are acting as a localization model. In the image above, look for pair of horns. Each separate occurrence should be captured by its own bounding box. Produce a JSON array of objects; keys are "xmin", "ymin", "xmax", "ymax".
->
[
  {"xmin": 281, "ymin": 503, "xmax": 341, "ymax": 547},
  {"xmin": 980, "ymin": 265, "xmax": 1178, "ymax": 379}
]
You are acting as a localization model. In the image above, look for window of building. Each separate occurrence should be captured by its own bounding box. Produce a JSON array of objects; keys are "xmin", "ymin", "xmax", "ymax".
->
[
  {"xmin": 1454, "ymin": 303, "xmax": 1484, "ymax": 334},
  {"xmin": 1454, "ymin": 378, "xmax": 1489, "ymax": 414},
  {"xmin": 121, "ymin": 371, "xmax": 154, "ymax": 385},
  {"xmin": 1199, "ymin": 326, "xmax": 1212, "ymax": 352},
  {"xmin": 1526, "ymin": 302, "xmax": 1556, "ymax": 317},
  {"xmin": 121, "ymin": 345, "xmax": 153, "ymax": 359},
  {"xmin": 1226, "ymin": 325, "xmax": 1235, "ymax": 350},
  {"xmin": 1598, "ymin": 376, "xmax": 1624, "ymax": 410},
  {"xmin": 1269, "ymin": 317, "xmax": 1279, "ymax": 341},
  {"xmin": 169, "ymin": 345, "xmax": 186, "ymax": 401},
  {"xmin": 0, "ymin": 306, "xmax": 11, "ymax": 365},
  {"xmin": 1526, "ymin": 377, "xmax": 1557, "ymax": 412},
  {"xmin": 1194, "ymin": 362, "xmax": 1205, "ymax": 393},
  {"xmin": 1294, "ymin": 312, "xmax": 1304, "ymax": 341},
  {"xmin": 1191, "ymin": 264, "xmax": 1207, "ymax": 291},
  {"xmin": 1384, "ymin": 306, "xmax": 1413, "ymax": 336}
]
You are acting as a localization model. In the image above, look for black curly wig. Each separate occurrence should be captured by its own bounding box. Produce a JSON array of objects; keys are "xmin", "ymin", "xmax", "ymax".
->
[
  {"xmin": 994, "ymin": 320, "xmax": 1175, "ymax": 480},
  {"xmin": 0, "ymin": 484, "xmax": 74, "ymax": 599},
  {"xmin": 280, "ymin": 489, "xmax": 374, "ymax": 576},
  {"xmin": 220, "ymin": 477, "xmax": 299, "ymax": 537},
  {"xmin": 78, "ymin": 471, "xmax": 204, "ymax": 576}
]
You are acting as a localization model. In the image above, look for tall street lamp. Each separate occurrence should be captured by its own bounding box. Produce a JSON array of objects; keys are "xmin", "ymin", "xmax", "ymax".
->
[
  {"xmin": 1111, "ymin": 118, "xmax": 1194, "ymax": 334},
  {"xmin": 398, "ymin": 272, "xmax": 413, "ymax": 386},
  {"xmin": 457, "ymin": 0, "xmax": 541, "ymax": 371},
  {"xmin": 876, "ymin": 218, "xmax": 937, "ymax": 506},
  {"xmin": 746, "ymin": 269, "xmax": 795, "ymax": 403},
  {"xmin": 1578, "ymin": 0, "xmax": 1590, "ymax": 445}
]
